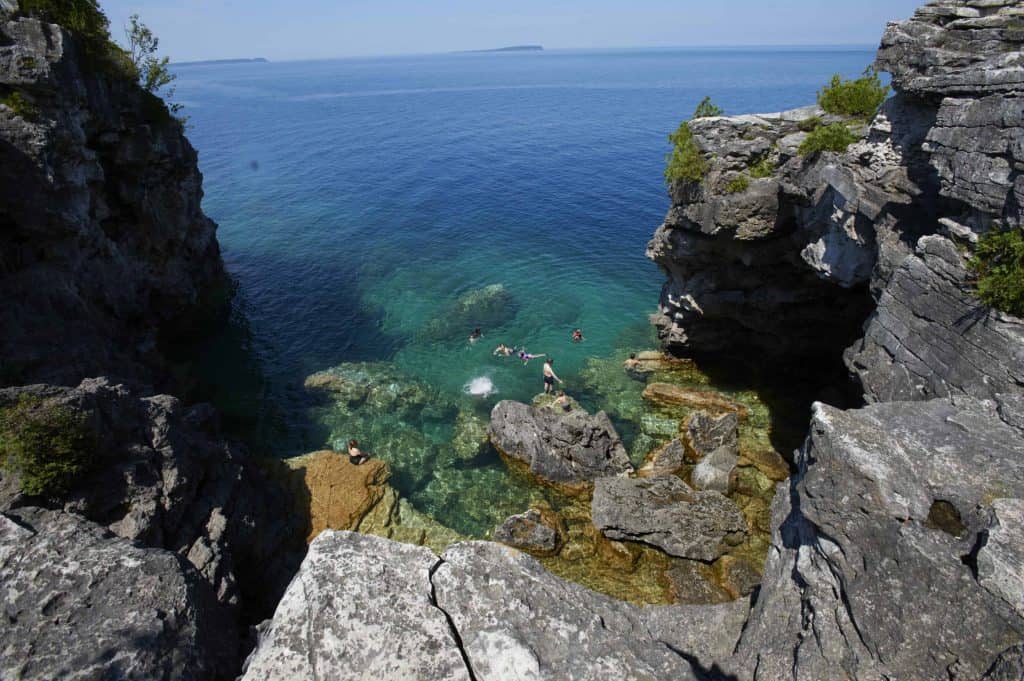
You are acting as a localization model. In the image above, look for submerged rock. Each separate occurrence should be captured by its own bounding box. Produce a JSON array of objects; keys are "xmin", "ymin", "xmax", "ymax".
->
[
  {"xmin": 643, "ymin": 383, "xmax": 748, "ymax": 418},
  {"xmin": 357, "ymin": 486, "xmax": 466, "ymax": 555},
  {"xmin": 493, "ymin": 508, "xmax": 563, "ymax": 555},
  {"xmin": 488, "ymin": 399, "xmax": 633, "ymax": 486},
  {"xmin": 591, "ymin": 475, "xmax": 747, "ymax": 561},
  {"xmin": 639, "ymin": 438, "xmax": 687, "ymax": 477},
  {"xmin": 1, "ymin": 507, "xmax": 232, "ymax": 680},
  {"xmin": 449, "ymin": 409, "xmax": 490, "ymax": 461},
  {"xmin": 684, "ymin": 410, "xmax": 739, "ymax": 460},
  {"xmin": 419, "ymin": 283, "xmax": 517, "ymax": 341}
]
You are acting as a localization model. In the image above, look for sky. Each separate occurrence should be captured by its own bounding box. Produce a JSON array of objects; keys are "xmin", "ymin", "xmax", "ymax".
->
[{"xmin": 97, "ymin": 0, "xmax": 926, "ymax": 62}]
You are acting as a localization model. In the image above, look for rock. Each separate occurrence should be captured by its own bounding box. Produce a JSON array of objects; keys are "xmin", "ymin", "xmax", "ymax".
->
[
  {"xmin": 985, "ymin": 645, "xmax": 1024, "ymax": 681},
  {"xmin": 0, "ymin": 15, "xmax": 226, "ymax": 387},
  {"xmin": 241, "ymin": 531, "xmax": 473, "ymax": 681},
  {"xmin": 713, "ymin": 555, "xmax": 761, "ymax": 598},
  {"xmin": 1, "ymin": 507, "xmax": 233, "ymax": 680},
  {"xmin": 639, "ymin": 412, "xmax": 680, "ymax": 437},
  {"xmin": 0, "ymin": 378, "xmax": 301, "ymax": 620},
  {"xmin": 591, "ymin": 475, "xmax": 747, "ymax": 561},
  {"xmin": 691, "ymin": 445, "xmax": 738, "ymax": 493},
  {"xmin": 433, "ymin": 541, "xmax": 702, "ymax": 681},
  {"xmin": 356, "ymin": 486, "xmax": 466, "ymax": 555},
  {"xmin": 493, "ymin": 508, "xmax": 563, "ymax": 555},
  {"xmin": 488, "ymin": 399, "xmax": 632, "ymax": 486},
  {"xmin": 665, "ymin": 559, "xmax": 732, "ymax": 605},
  {"xmin": 419, "ymin": 283, "xmax": 516, "ymax": 341},
  {"xmin": 450, "ymin": 409, "xmax": 490, "ymax": 461},
  {"xmin": 978, "ymin": 498, "xmax": 1024, "ymax": 618},
  {"xmin": 845, "ymin": 235, "xmax": 1024, "ymax": 403},
  {"xmin": 304, "ymin": 361, "xmax": 451, "ymax": 420},
  {"xmin": 643, "ymin": 383, "xmax": 748, "ymax": 418},
  {"xmin": 280, "ymin": 451, "xmax": 391, "ymax": 542},
  {"xmin": 684, "ymin": 410, "xmax": 739, "ymax": 460},
  {"xmin": 732, "ymin": 399, "xmax": 1024, "ymax": 680},
  {"xmin": 737, "ymin": 447, "xmax": 790, "ymax": 482},
  {"xmin": 643, "ymin": 597, "xmax": 751, "ymax": 672},
  {"xmin": 639, "ymin": 438, "xmax": 686, "ymax": 477}
]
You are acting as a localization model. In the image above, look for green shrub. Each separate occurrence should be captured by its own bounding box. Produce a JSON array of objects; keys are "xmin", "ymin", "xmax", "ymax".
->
[
  {"xmin": 817, "ymin": 70, "xmax": 889, "ymax": 119},
  {"xmin": 969, "ymin": 228, "xmax": 1024, "ymax": 316},
  {"xmin": 0, "ymin": 394, "xmax": 96, "ymax": 496},
  {"xmin": 797, "ymin": 116, "xmax": 822, "ymax": 132},
  {"xmin": 798, "ymin": 122, "xmax": 858, "ymax": 155},
  {"xmin": 725, "ymin": 175, "xmax": 750, "ymax": 193},
  {"xmin": 748, "ymin": 156, "xmax": 774, "ymax": 178},
  {"xmin": 664, "ymin": 122, "xmax": 708, "ymax": 183},
  {"xmin": 664, "ymin": 96, "xmax": 723, "ymax": 184},
  {"xmin": 18, "ymin": 0, "xmax": 110, "ymax": 45},
  {"xmin": 1, "ymin": 91, "xmax": 39, "ymax": 120},
  {"xmin": 692, "ymin": 96, "xmax": 723, "ymax": 119}
]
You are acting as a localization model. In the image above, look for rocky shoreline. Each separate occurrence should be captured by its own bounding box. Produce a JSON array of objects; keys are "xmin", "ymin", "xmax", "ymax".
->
[{"xmin": 2, "ymin": 0, "xmax": 1023, "ymax": 679}]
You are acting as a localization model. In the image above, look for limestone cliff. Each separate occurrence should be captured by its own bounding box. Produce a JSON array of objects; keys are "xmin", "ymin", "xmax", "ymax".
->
[{"xmin": 0, "ymin": 3, "xmax": 226, "ymax": 388}]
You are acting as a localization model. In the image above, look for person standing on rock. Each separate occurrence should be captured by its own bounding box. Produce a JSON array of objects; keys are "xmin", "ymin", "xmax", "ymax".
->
[{"xmin": 543, "ymin": 358, "xmax": 563, "ymax": 394}]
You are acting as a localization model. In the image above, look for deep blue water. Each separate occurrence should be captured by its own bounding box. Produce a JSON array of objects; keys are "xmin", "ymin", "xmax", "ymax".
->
[{"xmin": 170, "ymin": 47, "xmax": 877, "ymax": 533}]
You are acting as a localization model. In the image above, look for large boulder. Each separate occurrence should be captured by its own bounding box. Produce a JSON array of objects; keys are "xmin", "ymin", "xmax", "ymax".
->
[
  {"xmin": 0, "ymin": 378, "xmax": 302, "ymax": 622},
  {"xmin": 731, "ymin": 398, "xmax": 1024, "ymax": 680},
  {"xmin": 1, "ymin": 507, "xmax": 233, "ymax": 680},
  {"xmin": 418, "ymin": 283, "xmax": 517, "ymax": 341},
  {"xmin": 488, "ymin": 399, "xmax": 632, "ymax": 486},
  {"xmin": 241, "ymin": 531, "xmax": 472, "ymax": 681},
  {"xmin": 591, "ymin": 475, "xmax": 747, "ymax": 561}
]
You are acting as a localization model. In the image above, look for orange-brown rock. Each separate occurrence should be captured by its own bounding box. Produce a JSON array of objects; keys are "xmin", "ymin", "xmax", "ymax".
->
[
  {"xmin": 282, "ymin": 452, "xmax": 391, "ymax": 543},
  {"xmin": 737, "ymin": 448, "xmax": 790, "ymax": 482},
  {"xmin": 642, "ymin": 383, "xmax": 749, "ymax": 418}
]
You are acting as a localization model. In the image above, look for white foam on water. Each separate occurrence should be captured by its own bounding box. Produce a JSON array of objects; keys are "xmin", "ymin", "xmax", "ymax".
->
[{"xmin": 464, "ymin": 376, "xmax": 496, "ymax": 397}]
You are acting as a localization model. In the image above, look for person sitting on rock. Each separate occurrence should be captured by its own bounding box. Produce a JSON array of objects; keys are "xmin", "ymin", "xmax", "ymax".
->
[
  {"xmin": 347, "ymin": 439, "xmax": 370, "ymax": 466},
  {"xmin": 623, "ymin": 353, "xmax": 640, "ymax": 371},
  {"xmin": 571, "ymin": 328, "xmax": 584, "ymax": 343},
  {"xmin": 543, "ymin": 358, "xmax": 563, "ymax": 394}
]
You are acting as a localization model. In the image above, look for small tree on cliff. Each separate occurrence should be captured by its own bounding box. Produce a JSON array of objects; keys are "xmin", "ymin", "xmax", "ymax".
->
[{"xmin": 124, "ymin": 14, "xmax": 179, "ymax": 110}]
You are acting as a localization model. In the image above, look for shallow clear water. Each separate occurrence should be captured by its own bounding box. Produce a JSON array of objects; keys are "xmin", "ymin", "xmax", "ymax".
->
[{"xmin": 171, "ymin": 47, "xmax": 876, "ymax": 537}]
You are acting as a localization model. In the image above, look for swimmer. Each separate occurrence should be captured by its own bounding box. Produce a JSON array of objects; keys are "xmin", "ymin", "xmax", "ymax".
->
[
  {"xmin": 493, "ymin": 343, "xmax": 513, "ymax": 357},
  {"xmin": 571, "ymin": 329, "xmax": 584, "ymax": 343},
  {"xmin": 469, "ymin": 328, "xmax": 482, "ymax": 343},
  {"xmin": 519, "ymin": 350, "xmax": 546, "ymax": 365}
]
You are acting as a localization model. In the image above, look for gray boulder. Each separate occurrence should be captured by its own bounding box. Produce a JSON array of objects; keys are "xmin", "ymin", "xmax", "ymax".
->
[
  {"xmin": 641, "ymin": 438, "xmax": 686, "ymax": 476},
  {"xmin": 0, "ymin": 507, "xmax": 232, "ymax": 680},
  {"xmin": 691, "ymin": 445, "xmax": 738, "ymax": 493},
  {"xmin": 493, "ymin": 509, "xmax": 562, "ymax": 555},
  {"xmin": 732, "ymin": 399, "xmax": 1024, "ymax": 680},
  {"xmin": 591, "ymin": 475, "xmax": 747, "ymax": 561},
  {"xmin": 684, "ymin": 410, "xmax": 738, "ymax": 461},
  {"xmin": 488, "ymin": 399, "xmax": 632, "ymax": 486},
  {"xmin": 242, "ymin": 531, "xmax": 472, "ymax": 681},
  {"xmin": 433, "ymin": 541, "xmax": 703, "ymax": 681},
  {"xmin": 979, "ymin": 498, "xmax": 1024, "ymax": 619}
]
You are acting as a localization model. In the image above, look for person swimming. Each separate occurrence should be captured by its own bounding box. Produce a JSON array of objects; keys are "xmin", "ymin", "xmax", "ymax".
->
[
  {"xmin": 493, "ymin": 343, "xmax": 513, "ymax": 357},
  {"xmin": 519, "ymin": 350, "xmax": 546, "ymax": 365},
  {"xmin": 571, "ymin": 328, "xmax": 584, "ymax": 343},
  {"xmin": 469, "ymin": 328, "xmax": 482, "ymax": 343}
]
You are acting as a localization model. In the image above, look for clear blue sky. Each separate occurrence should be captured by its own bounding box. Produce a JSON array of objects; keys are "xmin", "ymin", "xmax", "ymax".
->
[{"xmin": 98, "ymin": 0, "xmax": 925, "ymax": 62}]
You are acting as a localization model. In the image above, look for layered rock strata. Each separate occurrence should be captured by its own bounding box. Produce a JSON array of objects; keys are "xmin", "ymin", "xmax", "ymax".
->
[{"xmin": 0, "ymin": 5, "xmax": 226, "ymax": 387}]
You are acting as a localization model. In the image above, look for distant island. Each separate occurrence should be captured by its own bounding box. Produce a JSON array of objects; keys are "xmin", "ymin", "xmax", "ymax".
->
[
  {"xmin": 458, "ymin": 45, "xmax": 543, "ymax": 53},
  {"xmin": 172, "ymin": 58, "xmax": 269, "ymax": 67}
]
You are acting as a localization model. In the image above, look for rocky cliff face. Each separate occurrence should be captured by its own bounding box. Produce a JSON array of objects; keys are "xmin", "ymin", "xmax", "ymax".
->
[
  {"xmin": 648, "ymin": 1, "xmax": 1024, "ymax": 390},
  {"xmin": 0, "ymin": 4, "xmax": 226, "ymax": 388}
]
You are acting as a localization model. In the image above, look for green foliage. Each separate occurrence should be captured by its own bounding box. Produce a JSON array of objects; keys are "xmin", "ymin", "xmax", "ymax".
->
[
  {"xmin": 125, "ymin": 14, "xmax": 176, "ymax": 99},
  {"xmin": 0, "ymin": 395, "xmax": 95, "ymax": 496},
  {"xmin": 748, "ymin": 156, "xmax": 774, "ymax": 178},
  {"xmin": 1, "ymin": 91, "xmax": 39, "ymax": 120},
  {"xmin": 725, "ymin": 175, "xmax": 750, "ymax": 194},
  {"xmin": 664, "ymin": 122, "xmax": 708, "ymax": 183},
  {"xmin": 692, "ymin": 96, "xmax": 723, "ymax": 119},
  {"xmin": 664, "ymin": 96, "xmax": 723, "ymax": 184},
  {"xmin": 798, "ymin": 122, "xmax": 858, "ymax": 156},
  {"xmin": 968, "ymin": 228, "xmax": 1024, "ymax": 316},
  {"xmin": 18, "ymin": 0, "xmax": 110, "ymax": 47},
  {"xmin": 817, "ymin": 70, "xmax": 889, "ymax": 119},
  {"xmin": 797, "ymin": 116, "xmax": 822, "ymax": 132}
]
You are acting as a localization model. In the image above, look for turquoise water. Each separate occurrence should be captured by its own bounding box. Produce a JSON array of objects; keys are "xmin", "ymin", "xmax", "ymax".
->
[{"xmin": 171, "ymin": 47, "xmax": 876, "ymax": 535}]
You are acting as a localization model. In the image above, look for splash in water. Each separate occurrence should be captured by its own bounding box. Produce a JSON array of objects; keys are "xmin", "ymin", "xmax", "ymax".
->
[{"xmin": 464, "ymin": 376, "xmax": 496, "ymax": 397}]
